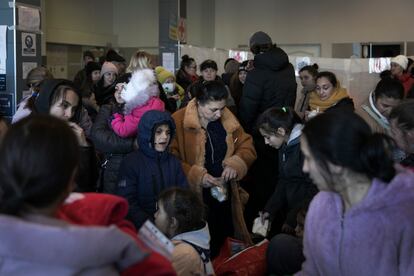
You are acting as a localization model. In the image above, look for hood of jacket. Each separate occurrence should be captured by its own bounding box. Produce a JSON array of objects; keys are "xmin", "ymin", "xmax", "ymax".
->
[
  {"xmin": 35, "ymin": 79, "xmax": 82, "ymax": 122},
  {"xmin": 137, "ymin": 110, "xmax": 176, "ymax": 159},
  {"xmin": 172, "ymin": 222, "xmax": 211, "ymax": 250},
  {"xmin": 286, "ymin": 123, "xmax": 303, "ymax": 146},
  {"xmin": 253, "ymin": 46, "xmax": 289, "ymax": 72}
]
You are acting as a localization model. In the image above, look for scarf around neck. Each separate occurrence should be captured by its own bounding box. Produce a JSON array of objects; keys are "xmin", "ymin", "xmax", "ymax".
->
[{"xmin": 309, "ymin": 86, "xmax": 349, "ymax": 112}]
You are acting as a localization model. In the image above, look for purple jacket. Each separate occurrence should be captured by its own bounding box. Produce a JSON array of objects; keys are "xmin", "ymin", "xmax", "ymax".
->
[{"xmin": 297, "ymin": 171, "xmax": 414, "ymax": 276}]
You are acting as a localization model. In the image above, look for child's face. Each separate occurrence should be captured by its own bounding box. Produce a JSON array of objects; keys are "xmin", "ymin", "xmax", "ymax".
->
[
  {"xmin": 299, "ymin": 70, "xmax": 315, "ymax": 89},
  {"xmin": 154, "ymin": 124, "xmax": 171, "ymax": 152},
  {"xmin": 259, "ymin": 128, "xmax": 286, "ymax": 149},
  {"xmin": 91, "ymin": 70, "xmax": 101, "ymax": 83},
  {"xmin": 201, "ymin": 68, "xmax": 217, "ymax": 81}
]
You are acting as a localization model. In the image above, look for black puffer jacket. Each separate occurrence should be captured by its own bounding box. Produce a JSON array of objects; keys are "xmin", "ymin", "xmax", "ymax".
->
[
  {"xmin": 325, "ymin": 97, "xmax": 355, "ymax": 113},
  {"xmin": 264, "ymin": 127, "xmax": 318, "ymax": 228},
  {"xmin": 94, "ymin": 80, "xmax": 117, "ymax": 106},
  {"xmin": 239, "ymin": 47, "xmax": 297, "ymax": 133},
  {"xmin": 90, "ymin": 103, "xmax": 135, "ymax": 194}
]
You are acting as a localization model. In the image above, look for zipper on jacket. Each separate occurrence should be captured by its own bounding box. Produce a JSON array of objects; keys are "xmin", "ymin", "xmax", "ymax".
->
[
  {"xmin": 157, "ymin": 155, "xmax": 166, "ymax": 191},
  {"xmin": 205, "ymin": 129, "xmax": 215, "ymax": 164}
]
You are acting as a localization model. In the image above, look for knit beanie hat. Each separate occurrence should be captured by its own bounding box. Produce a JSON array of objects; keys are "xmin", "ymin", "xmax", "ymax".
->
[
  {"xmin": 391, "ymin": 55, "xmax": 408, "ymax": 70},
  {"xmin": 86, "ymin": 61, "xmax": 101, "ymax": 77},
  {"xmin": 106, "ymin": 49, "xmax": 126, "ymax": 62},
  {"xmin": 200, "ymin": 59, "xmax": 218, "ymax": 71},
  {"xmin": 249, "ymin": 31, "xmax": 272, "ymax": 48},
  {"xmin": 155, "ymin": 66, "xmax": 175, "ymax": 84},
  {"xmin": 100, "ymin": 61, "xmax": 118, "ymax": 78}
]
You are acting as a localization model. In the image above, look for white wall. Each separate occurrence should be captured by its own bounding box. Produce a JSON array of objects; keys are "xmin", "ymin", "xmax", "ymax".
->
[
  {"xmin": 44, "ymin": 0, "xmax": 414, "ymax": 57},
  {"xmin": 45, "ymin": 0, "xmax": 116, "ymax": 46},
  {"xmin": 187, "ymin": 0, "xmax": 215, "ymax": 48},
  {"xmin": 113, "ymin": 0, "xmax": 159, "ymax": 48},
  {"xmin": 214, "ymin": 0, "xmax": 414, "ymax": 57}
]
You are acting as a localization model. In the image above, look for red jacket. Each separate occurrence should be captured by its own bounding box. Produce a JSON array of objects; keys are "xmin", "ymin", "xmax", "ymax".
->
[
  {"xmin": 397, "ymin": 73, "xmax": 414, "ymax": 97},
  {"xmin": 57, "ymin": 193, "xmax": 176, "ymax": 276}
]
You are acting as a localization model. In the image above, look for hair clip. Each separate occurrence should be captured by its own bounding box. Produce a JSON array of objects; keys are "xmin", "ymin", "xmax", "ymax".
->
[{"xmin": 282, "ymin": 107, "xmax": 287, "ymax": 113}]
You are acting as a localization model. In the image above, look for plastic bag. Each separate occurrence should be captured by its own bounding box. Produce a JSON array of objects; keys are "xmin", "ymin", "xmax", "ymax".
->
[{"xmin": 213, "ymin": 238, "xmax": 269, "ymax": 276}]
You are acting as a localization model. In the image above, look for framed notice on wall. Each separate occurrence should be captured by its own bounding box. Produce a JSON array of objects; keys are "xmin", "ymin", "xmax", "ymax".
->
[
  {"xmin": 22, "ymin": 32, "xmax": 36, "ymax": 56},
  {"xmin": 17, "ymin": 4, "xmax": 41, "ymax": 32}
]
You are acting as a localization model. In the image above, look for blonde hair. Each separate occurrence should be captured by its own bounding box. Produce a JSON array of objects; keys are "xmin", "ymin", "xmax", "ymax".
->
[{"xmin": 127, "ymin": 51, "xmax": 152, "ymax": 73}]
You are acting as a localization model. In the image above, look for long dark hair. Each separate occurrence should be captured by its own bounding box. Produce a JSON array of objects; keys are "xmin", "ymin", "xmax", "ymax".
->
[
  {"xmin": 303, "ymin": 111, "xmax": 395, "ymax": 185},
  {"xmin": 158, "ymin": 187, "xmax": 205, "ymax": 236},
  {"xmin": 257, "ymin": 107, "xmax": 302, "ymax": 134},
  {"xmin": 0, "ymin": 115, "xmax": 79, "ymax": 216},
  {"xmin": 389, "ymin": 100, "xmax": 414, "ymax": 132}
]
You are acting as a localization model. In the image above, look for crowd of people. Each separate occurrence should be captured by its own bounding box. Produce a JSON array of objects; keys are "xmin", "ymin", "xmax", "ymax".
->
[{"xmin": 0, "ymin": 30, "xmax": 414, "ymax": 275}]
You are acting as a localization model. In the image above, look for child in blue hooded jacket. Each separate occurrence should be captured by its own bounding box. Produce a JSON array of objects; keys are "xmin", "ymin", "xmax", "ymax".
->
[{"xmin": 116, "ymin": 110, "xmax": 189, "ymax": 229}]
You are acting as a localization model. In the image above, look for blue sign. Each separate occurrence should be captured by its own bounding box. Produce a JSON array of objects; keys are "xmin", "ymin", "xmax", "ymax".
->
[
  {"xmin": 0, "ymin": 74, "xmax": 5, "ymax": 91},
  {"xmin": 0, "ymin": 93, "xmax": 13, "ymax": 116}
]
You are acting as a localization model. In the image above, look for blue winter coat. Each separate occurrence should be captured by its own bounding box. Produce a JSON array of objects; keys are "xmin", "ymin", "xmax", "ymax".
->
[{"xmin": 116, "ymin": 110, "xmax": 189, "ymax": 229}]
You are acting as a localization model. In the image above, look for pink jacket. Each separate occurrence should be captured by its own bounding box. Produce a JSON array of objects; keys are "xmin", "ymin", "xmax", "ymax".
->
[{"xmin": 111, "ymin": 97, "xmax": 165, "ymax": 138}]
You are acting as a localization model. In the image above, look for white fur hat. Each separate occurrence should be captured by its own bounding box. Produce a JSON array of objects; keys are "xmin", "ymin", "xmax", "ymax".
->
[
  {"xmin": 391, "ymin": 55, "xmax": 408, "ymax": 70},
  {"xmin": 121, "ymin": 69, "xmax": 159, "ymax": 114}
]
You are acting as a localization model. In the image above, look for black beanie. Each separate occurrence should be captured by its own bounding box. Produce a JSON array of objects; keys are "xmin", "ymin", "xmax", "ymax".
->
[
  {"xmin": 200, "ymin": 59, "xmax": 218, "ymax": 71},
  {"xmin": 106, "ymin": 49, "xmax": 126, "ymax": 62},
  {"xmin": 86, "ymin": 62, "xmax": 102, "ymax": 77},
  {"xmin": 238, "ymin": 60, "xmax": 249, "ymax": 72}
]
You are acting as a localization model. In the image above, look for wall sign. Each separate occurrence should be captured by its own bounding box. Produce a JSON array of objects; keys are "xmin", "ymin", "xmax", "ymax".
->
[
  {"xmin": 22, "ymin": 32, "xmax": 36, "ymax": 56},
  {"xmin": 0, "ymin": 93, "xmax": 13, "ymax": 116},
  {"xmin": 0, "ymin": 74, "xmax": 6, "ymax": 91}
]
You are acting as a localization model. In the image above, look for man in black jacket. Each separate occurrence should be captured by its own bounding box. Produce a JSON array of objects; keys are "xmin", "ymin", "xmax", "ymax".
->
[
  {"xmin": 239, "ymin": 32, "xmax": 297, "ymax": 228},
  {"xmin": 239, "ymin": 31, "xmax": 297, "ymax": 132}
]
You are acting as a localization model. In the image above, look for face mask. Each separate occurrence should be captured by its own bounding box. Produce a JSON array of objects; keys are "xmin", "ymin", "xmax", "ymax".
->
[{"xmin": 162, "ymin": 83, "xmax": 175, "ymax": 93}]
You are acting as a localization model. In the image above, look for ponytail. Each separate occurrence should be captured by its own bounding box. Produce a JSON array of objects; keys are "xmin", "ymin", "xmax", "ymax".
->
[
  {"xmin": 256, "ymin": 106, "xmax": 302, "ymax": 134},
  {"xmin": 180, "ymin": 55, "xmax": 195, "ymax": 70}
]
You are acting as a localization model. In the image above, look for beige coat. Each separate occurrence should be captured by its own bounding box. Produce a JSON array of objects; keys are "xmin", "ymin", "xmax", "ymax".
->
[{"xmin": 171, "ymin": 99, "xmax": 256, "ymax": 244}]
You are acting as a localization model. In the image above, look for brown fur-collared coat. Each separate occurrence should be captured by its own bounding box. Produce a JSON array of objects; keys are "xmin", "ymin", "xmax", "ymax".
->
[{"xmin": 171, "ymin": 99, "xmax": 257, "ymax": 243}]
